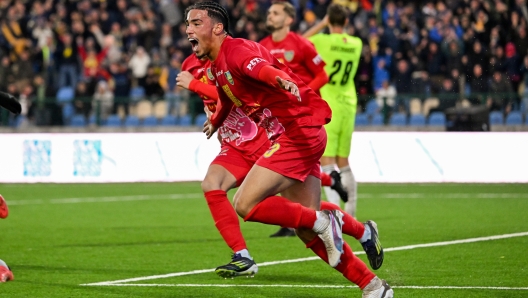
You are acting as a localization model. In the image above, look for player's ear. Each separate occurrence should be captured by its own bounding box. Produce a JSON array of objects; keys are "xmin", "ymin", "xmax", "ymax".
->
[{"xmin": 213, "ymin": 23, "xmax": 224, "ymax": 35}]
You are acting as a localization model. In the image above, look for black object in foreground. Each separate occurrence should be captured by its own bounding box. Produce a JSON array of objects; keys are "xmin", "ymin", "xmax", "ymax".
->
[{"xmin": 0, "ymin": 91, "xmax": 21, "ymax": 115}]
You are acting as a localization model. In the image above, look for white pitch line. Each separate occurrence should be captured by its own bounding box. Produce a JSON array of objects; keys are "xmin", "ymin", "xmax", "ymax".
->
[
  {"xmin": 7, "ymin": 193, "xmax": 204, "ymax": 205},
  {"xmin": 81, "ymin": 231, "xmax": 528, "ymax": 286},
  {"xmin": 82, "ymin": 284, "xmax": 528, "ymax": 290},
  {"xmin": 8, "ymin": 192, "xmax": 528, "ymax": 206}
]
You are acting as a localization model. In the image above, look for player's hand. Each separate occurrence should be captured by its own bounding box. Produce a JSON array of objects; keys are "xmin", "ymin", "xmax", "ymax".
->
[
  {"xmin": 275, "ymin": 77, "xmax": 301, "ymax": 102},
  {"xmin": 203, "ymin": 106, "xmax": 212, "ymax": 126},
  {"xmin": 176, "ymin": 71, "xmax": 194, "ymax": 89},
  {"xmin": 203, "ymin": 122, "xmax": 218, "ymax": 139}
]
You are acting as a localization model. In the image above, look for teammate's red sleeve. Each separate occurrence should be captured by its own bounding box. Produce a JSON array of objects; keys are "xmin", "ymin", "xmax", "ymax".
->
[
  {"xmin": 257, "ymin": 65, "xmax": 294, "ymax": 86},
  {"xmin": 307, "ymin": 71, "xmax": 329, "ymax": 92},
  {"xmin": 189, "ymin": 79, "xmax": 219, "ymax": 100},
  {"xmin": 209, "ymin": 92, "xmax": 234, "ymax": 128}
]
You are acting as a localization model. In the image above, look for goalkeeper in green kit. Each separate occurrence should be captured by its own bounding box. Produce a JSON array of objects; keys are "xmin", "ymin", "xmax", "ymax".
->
[{"xmin": 303, "ymin": 4, "xmax": 362, "ymax": 217}]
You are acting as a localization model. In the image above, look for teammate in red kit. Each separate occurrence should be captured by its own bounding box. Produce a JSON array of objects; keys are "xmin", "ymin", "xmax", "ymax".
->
[
  {"xmin": 177, "ymin": 54, "xmax": 268, "ymax": 278},
  {"xmin": 184, "ymin": 3, "xmax": 393, "ymax": 297},
  {"xmin": 260, "ymin": 0, "xmax": 348, "ymax": 237},
  {"xmin": 0, "ymin": 194, "xmax": 8, "ymax": 219}
]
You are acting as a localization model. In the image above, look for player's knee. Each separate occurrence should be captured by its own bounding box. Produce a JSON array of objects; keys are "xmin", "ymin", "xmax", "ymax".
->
[
  {"xmin": 232, "ymin": 192, "xmax": 251, "ymax": 217},
  {"xmin": 201, "ymin": 176, "xmax": 222, "ymax": 193}
]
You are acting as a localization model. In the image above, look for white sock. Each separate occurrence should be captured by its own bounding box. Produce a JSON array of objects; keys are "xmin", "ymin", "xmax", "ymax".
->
[
  {"xmin": 235, "ymin": 249, "xmax": 252, "ymax": 259},
  {"xmin": 321, "ymin": 164, "xmax": 341, "ymax": 206},
  {"xmin": 312, "ymin": 211, "xmax": 329, "ymax": 233},
  {"xmin": 340, "ymin": 165, "xmax": 357, "ymax": 218},
  {"xmin": 359, "ymin": 223, "xmax": 371, "ymax": 243}
]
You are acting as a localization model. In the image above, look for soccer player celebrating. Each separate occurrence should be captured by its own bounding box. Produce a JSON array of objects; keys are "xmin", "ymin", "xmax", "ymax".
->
[
  {"xmin": 303, "ymin": 4, "xmax": 363, "ymax": 218},
  {"xmin": 177, "ymin": 55, "xmax": 268, "ymax": 278},
  {"xmin": 184, "ymin": 2, "xmax": 393, "ymax": 297},
  {"xmin": 260, "ymin": 0, "xmax": 349, "ymax": 238}
]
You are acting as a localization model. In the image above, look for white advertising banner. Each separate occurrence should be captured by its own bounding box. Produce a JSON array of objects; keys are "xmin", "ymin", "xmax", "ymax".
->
[{"xmin": 0, "ymin": 132, "xmax": 526, "ymax": 183}]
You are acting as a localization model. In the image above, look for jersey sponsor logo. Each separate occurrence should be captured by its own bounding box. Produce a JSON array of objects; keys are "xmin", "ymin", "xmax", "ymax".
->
[
  {"xmin": 221, "ymin": 84, "xmax": 242, "ymax": 107},
  {"xmin": 246, "ymin": 57, "xmax": 265, "ymax": 71},
  {"xmin": 225, "ymin": 71, "xmax": 234, "ymax": 85},
  {"xmin": 284, "ymin": 50, "xmax": 295, "ymax": 62},
  {"xmin": 312, "ymin": 54, "xmax": 323, "ymax": 65},
  {"xmin": 256, "ymin": 108, "xmax": 285, "ymax": 140},
  {"xmin": 330, "ymin": 45, "xmax": 356, "ymax": 53},
  {"xmin": 216, "ymin": 70, "xmax": 224, "ymax": 77},
  {"xmin": 206, "ymin": 68, "xmax": 215, "ymax": 80},
  {"xmin": 220, "ymin": 108, "xmax": 258, "ymax": 146},
  {"xmin": 263, "ymin": 143, "xmax": 280, "ymax": 158}
]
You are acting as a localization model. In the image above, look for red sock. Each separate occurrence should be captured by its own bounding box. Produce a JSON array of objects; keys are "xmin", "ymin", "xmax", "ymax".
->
[
  {"xmin": 320, "ymin": 201, "xmax": 365, "ymax": 240},
  {"xmin": 320, "ymin": 172, "xmax": 332, "ymax": 187},
  {"xmin": 244, "ymin": 195, "xmax": 316, "ymax": 229},
  {"xmin": 306, "ymin": 237, "xmax": 375, "ymax": 289},
  {"xmin": 204, "ymin": 190, "xmax": 247, "ymax": 252}
]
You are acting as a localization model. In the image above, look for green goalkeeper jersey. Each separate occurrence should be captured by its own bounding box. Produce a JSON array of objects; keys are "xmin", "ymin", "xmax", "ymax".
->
[{"xmin": 309, "ymin": 33, "xmax": 362, "ymax": 106}]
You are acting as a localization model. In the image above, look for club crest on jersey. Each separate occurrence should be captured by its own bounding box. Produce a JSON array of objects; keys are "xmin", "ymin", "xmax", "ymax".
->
[
  {"xmin": 284, "ymin": 51, "xmax": 295, "ymax": 62},
  {"xmin": 206, "ymin": 68, "xmax": 215, "ymax": 80},
  {"xmin": 225, "ymin": 71, "xmax": 234, "ymax": 85}
]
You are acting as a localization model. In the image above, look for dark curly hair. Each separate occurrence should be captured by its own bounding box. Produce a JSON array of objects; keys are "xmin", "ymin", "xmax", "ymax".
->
[{"xmin": 184, "ymin": 1, "xmax": 231, "ymax": 35}]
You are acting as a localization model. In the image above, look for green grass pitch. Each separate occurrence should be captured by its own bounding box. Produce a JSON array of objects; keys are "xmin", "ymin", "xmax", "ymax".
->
[{"xmin": 1, "ymin": 183, "xmax": 527, "ymax": 297}]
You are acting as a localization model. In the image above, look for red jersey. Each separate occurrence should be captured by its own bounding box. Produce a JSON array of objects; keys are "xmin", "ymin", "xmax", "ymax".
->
[
  {"xmin": 182, "ymin": 55, "xmax": 269, "ymax": 154},
  {"xmin": 259, "ymin": 32, "xmax": 325, "ymax": 87},
  {"xmin": 210, "ymin": 37, "xmax": 331, "ymax": 140}
]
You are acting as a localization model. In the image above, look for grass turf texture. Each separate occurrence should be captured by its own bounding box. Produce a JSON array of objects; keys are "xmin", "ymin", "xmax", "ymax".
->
[{"xmin": 0, "ymin": 183, "xmax": 527, "ymax": 297}]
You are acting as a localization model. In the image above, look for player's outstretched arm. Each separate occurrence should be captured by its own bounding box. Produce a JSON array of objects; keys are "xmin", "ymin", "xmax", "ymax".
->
[
  {"xmin": 302, "ymin": 15, "xmax": 328, "ymax": 39},
  {"xmin": 257, "ymin": 65, "xmax": 301, "ymax": 101}
]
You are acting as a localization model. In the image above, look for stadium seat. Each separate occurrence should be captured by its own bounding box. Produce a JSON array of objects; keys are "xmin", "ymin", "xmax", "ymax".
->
[
  {"xmin": 355, "ymin": 113, "xmax": 369, "ymax": 126},
  {"xmin": 129, "ymin": 86, "xmax": 146, "ymax": 102},
  {"xmin": 124, "ymin": 115, "xmax": 140, "ymax": 127},
  {"xmin": 409, "ymin": 98, "xmax": 422, "ymax": 115},
  {"xmin": 409, "ymin": 114, "xmax": 426, "ymax": 126},
  {"xmin": 104, "ymin": 115, "xmax": 122, "ymax": 127},
  {"xmin": 371, "ymin": 114, "xmax": 384, "ymax": 125},
  {"xmin": 56, "ymin": 87, "xmax": 75, "ymax": 103},
  {"xmin": 505, "ymin": 111, "xmax": 522, "ymax": 125},
  {"xmin": 142, "ymin": 116, "xmax": 158, "ymax": 126},
  {"xmin": 422, "ymin": 97, "xmax": 439, "ymax": 115},
  {"xmin": 365, "ymin": 100, "xmax": 379, "ymax": 116},
  {"xmin": 178, "ymin": 114, "xmax": 192, "ymax": 126},
  {"xmin": 70, "ymin": 114, "xmax": 86, "ymax": 127},
  {"xmin": 153, "ymin": 100, "xmax": 168, "ymax": 118},
  {"xmin": 160, "ymin": 115, "xmax": 177, "ymax": 126},
  {"xmin": 389, "ymin": 113, "xmax": 407, "ymax": 126},
  {"xmin": 489, "ymin": 111, "xmax": 504, "ymax": 125},
  {"xmin": 194, "ymin": 113, "xmax": 208, "ymax": 126},
  {"xmin": 428, "ymin": 112, "xmax": 446, "ymax": 126},
  {"xmin": 89, "ymin": 114, "xmax": 96, "ymax": 125},
  {"xmin": 136, "ymin": 100, "xmax": 153, "ymax": 119}
]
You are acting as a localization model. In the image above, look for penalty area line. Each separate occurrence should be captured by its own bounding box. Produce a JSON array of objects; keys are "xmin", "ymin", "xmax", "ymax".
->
[{"xmin": 81, "ymin": 231, "xmax": 528, "ymax": 286}]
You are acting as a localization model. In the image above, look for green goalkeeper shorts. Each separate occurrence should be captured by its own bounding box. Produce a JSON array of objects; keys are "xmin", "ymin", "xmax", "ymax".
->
[{"xmin": 323, "ymin": 101, "xmax": 356, "ymax": 158}]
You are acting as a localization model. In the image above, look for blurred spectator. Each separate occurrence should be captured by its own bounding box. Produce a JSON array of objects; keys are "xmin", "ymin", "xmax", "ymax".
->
[
  {"xmin": 375, "ymin": 80, "xmax": 396, "ymax": 111},
  {"xmin": 433, "ymin": 78, "xmax": 458, "ymax": 113},
  {"xmin": 74, "ymin": 81, "xmax": 93, "ymax": 119},
  {"xmin": 469, "ymin": 64, "xmax": 489, "ymax": 105},
  {"xmin": 128, "ymin": 46, "xmax": 151, "ymax": 87},
  {"xmin": 160, "ymin": 53, "xmax": 183, "ymax": 115},
  {"xmin": 392, "ymin": 59, "xmax": 413, "ymax": 113},
  {"xmin": 77, "ymin": 36, "xmax": 110, "ymax": 83},
  {"xmin": 504, "ymin": 42, "xmax": 522, "ymax": 92},
  {"xmin": 488, "ymin": 70, "xmax": 515, "ymax": 113},
  {"xmin": 55, "ymin": 33, "xmax": 80, "ymax": 89},
  {"xmin": 521, "ymin": 55, "xmax": 528, "ymax": 113},
  {"xmin": 109, "ymin": 62, "xmax": 131, "ymax": 116},
  {"xmin": 93, "ymin": 81, "xmax": 114, "ymax": 120},
  {"xmin": 144, "ymin": 66, "xmax": 164, "ymax": 101}
]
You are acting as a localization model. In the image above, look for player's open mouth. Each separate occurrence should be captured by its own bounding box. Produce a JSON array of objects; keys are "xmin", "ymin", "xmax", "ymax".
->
[{"xmin": 189, "ymin": 38, "xmax": 199, "ymax": 52}]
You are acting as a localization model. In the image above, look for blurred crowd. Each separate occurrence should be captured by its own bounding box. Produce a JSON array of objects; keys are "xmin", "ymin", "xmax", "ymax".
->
[{"xmin": 0, "ymin": 0, "xmax": 527, "ymax": 126}]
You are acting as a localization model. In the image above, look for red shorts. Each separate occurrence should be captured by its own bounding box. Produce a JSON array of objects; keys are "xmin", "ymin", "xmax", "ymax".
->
[
  {"xmin": 211, "ymin": 144, "xmax": 269, "ymax": 187},
  {"xmin": 256, "ymin": 126, "xmax": 326, "ymax": 182}
]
